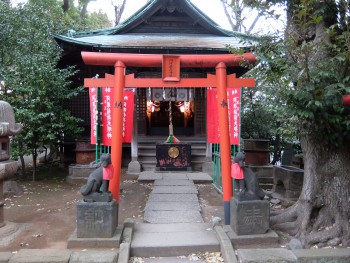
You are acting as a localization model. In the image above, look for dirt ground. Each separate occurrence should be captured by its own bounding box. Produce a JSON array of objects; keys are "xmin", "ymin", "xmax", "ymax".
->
[{"xmin": 0, "ymin": 165, "xmax": 224, "ymax": 252}]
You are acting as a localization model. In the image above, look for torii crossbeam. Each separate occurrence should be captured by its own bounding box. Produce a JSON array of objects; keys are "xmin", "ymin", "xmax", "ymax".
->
[{"xmin": 82, "ymin": 52, "xmax": 256, "ymax": 225}]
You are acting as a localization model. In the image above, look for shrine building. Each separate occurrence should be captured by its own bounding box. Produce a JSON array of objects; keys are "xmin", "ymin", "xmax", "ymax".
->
[{"xmin": 54, "ymin": 0, "xmax": 256, "ymax": 174}]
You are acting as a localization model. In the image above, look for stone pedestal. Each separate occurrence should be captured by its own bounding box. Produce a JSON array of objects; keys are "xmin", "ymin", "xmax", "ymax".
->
[
  {"xmin": 230, "ymin": 197, "xmax": 270, "ymax": 236},
  {"xmin": 127, "ymin": 160, "xmax": 141, "ymax": 175},
  {"xmin": 273, "ymin": 165, "xmax": 304, "ymax": 199},
  {"xmin": 156, "ymin": 143, "xmax": 191, "ymax": 171},
  {"xmin": 75, "ymin": 141, "xmax": 96, "ymax": 164},
  {"xmin": 0, "ymin": 181, "xmax": 4, "ymax": 228},
  {"xmin": 0, "ymin": 137, "xmax": 10, "ymax": 161},
  {"xmin": 0, "ymin": 160, "xmax": 18, "ymax": 228},
  {"xmin": 77, "ymin": 200, "xmax": 117, "ymax": 238},
  {"xmin": 67, "ymin": 163, "xmax": 97, "ymax": 185},
  {"xmin": 246, "ymin": 164, "xmax": 274, "ymax": 190},
  {"xmin": 201, "ymin": 161, "xmax": 213, "ymax": 175},
  {"xmin": 243, "ymin": 139, "xmax": 270, "ymax": 165}
]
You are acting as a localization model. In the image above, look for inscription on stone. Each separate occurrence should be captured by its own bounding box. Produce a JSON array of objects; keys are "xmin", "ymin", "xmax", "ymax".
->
[
  {"xmin": 84, "ymin": 207, "xmax": 104, "ymax": 232},
  {"xmin": 230, "ymin": 197, "xmax": 270, "ymax": 235},
  {"xmin": 77, "ymin": 200, "xmax": 117, "ymax": 238},
  {"xmin": 243, "ymin": 207, "xmax": 263, "ymax": 225}
]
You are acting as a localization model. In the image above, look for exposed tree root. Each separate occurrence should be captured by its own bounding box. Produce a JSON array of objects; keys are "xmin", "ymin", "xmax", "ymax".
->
[
  {"xmin": 305, "ymin": 226, "xmax": 341, "ymax": 247},
  {"xmin": 270, "ymin": 202, "xmax": 299, "ymax": 226},
  {"xmin": 272, "ymin": 221, "xmax": 299, "ymax": 236},
  {"xmin": 342, "ymin": 234, "xmax": 350, "ymax": 247},
  {"xmin": 269, "ymin": 134, "xmax": 350, "ymax": 248},
  {"xmin": 312, "ymin": 206, "xmax": 332, "ymax": 232},
  {"xmin": 270, "ymin": 202, "xmax": 350, "ymax": 248}
]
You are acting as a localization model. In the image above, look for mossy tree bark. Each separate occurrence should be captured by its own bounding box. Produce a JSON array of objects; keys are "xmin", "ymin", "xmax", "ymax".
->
[
  {"xmin": 269, "ymin": 0, "xmax": 350, "ymax": 247},
  {"xmin": 271, "ymin": 128, "xmax": 350, "ymax": 247}
]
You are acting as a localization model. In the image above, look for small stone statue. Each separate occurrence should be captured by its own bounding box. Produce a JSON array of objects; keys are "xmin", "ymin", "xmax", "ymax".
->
[
  {"xmin": 231, "ymin": 152, "xmax": 265, "ymax": 201},
  {"xmin": 231, "ymin": 152, "xmax": 245, "ymax": 192},
  {"xmin": 102, "ymin": 154, "xmax": 114, "ymax": 193},
  {"xmin": 0, "ymin": 100, "xmax": 23, "ymax": 137},
  {"xmin": 80, "ymin": 153, "xmax": 113, "ymax": 202}
]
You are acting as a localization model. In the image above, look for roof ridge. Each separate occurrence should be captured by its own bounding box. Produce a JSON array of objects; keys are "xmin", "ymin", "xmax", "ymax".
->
[{"xmin": 60, "ymin": 0, "xmax": 248, "ymax": 38}]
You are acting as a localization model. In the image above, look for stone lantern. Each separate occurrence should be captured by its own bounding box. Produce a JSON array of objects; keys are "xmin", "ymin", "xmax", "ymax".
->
[{"xmin": 0, "ymin": 100, "xmax": 22, "ymax": 228}]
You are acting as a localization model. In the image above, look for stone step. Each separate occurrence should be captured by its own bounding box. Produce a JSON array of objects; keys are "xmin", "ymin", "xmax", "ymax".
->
[
  {"xmin": 148, "ymin": 193, "xmax": 199, "ymax": 202},
  {"xmin": 154, "ymin": 179, "xmax": 194, "ymax": 186},
  {"xmin": 130, "ymin": 223, "xmax": 220, "ymax": 257},
  {"xmin": 138, "ymin": 172, "xmax": 212, "ymax": 183},
  {"xmin": 161, "ymin": 173, "xmax": 189, "ymax": 180},
  {"xmin": 151, "ymin": 185, "xmax": 198, "ymax": 194},
  {"xmin": 138, "ymin": 151, "xmax": 209, "ymax": 171},
  {"xmin": 144, "ymin": 201, "xmax": 201, "ymax": 211},
  {"xmin": 139, "ymin": 144, "xmax": 207, "ymax": 149},
  {"xmin": 144, "ymin": 210, "xmax": 203, "ymax": 223},
  {"xmin": 142, "ymin": 257, "xmax": 206, "ymax": 263}
]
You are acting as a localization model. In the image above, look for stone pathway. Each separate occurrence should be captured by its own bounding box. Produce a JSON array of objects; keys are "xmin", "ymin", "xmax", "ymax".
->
[
  {"xmin": 141, "ymin": 172, "xmax": 212, "ymax": 224},
  {"xmin": 144, "ymin": 179, "xmax": 202, "ymax": 223},
  {"xmin": 130, "ymin": 172, "xmax": 221, "ymax": 258}
]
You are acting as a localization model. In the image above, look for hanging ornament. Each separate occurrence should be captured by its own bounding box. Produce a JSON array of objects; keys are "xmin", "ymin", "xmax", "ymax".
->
[{"xmin": 165, "ymin": 88, "xmax": 180, "ymax": 143}]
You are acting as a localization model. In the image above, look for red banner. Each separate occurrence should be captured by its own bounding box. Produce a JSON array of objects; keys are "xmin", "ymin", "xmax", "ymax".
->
[
  {"xmin": 121, "ymin": 90, "xmax": 134, "ymax": 143},
  {"xmin": 101, "ymin": 87, "xmax": 113, "ymax": 145},
  {"xmin": 228, "ymin": 88, "xmax": 241, "ymax": 145},
  {"xmin": 207, "ymin": 87, "xmax": 241, "ymax": 145},
  {"xmin": 207, "ymin": 88, "xmax": 219, "ymax": 143},
  {"xmin": 89, "ymin": 88, "xmax": 98, "ymax": 145},
  {"xmin": 89, "ymin": 88, "xmax": 134, "ymax": 145}
]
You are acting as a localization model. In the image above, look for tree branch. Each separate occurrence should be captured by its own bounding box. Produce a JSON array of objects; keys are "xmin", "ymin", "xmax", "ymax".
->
[
  {"xmin": 220, "ymin": 0, "xmax": 237, "ymax": 31},
  {"xmin": 114, "ymin": 0, "xmax": 127, "ymax": 25},
  {"xmin": 247, "ymin": 14, "xmax": 261, "ymax": 34}
]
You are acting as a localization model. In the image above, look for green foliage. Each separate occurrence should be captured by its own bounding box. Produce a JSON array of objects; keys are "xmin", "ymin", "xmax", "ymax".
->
[
  {"xmin": 82, "ymin": 10, "xmax": 111, "ymax": 30},
  {"xmin": 0, "ymin": 1, "xmax": 83, "ymax": 177},
  {"xmin": 60, "ymin": 0, "xmax": 112, "ymax": 31},
  {"xmin": 244, "ymin": 0, "xmax": 350, "ymax": 148},
  {"xmin": 238, "ymin": 33, "xmax": 297, "ymax": 148}
]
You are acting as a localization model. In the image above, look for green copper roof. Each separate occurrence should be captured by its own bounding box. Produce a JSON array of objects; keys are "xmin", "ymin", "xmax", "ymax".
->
[{"xmin": 54, "ymin": 0, "xmax": 256, "ymax": 51}]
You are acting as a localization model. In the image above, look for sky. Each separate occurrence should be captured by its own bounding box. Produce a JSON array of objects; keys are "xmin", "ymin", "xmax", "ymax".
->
[
  {"xmin": 11, "ymin": 0, "xmax": 285, "ymax": 34},
  {"xmin": 88, "ymin": 0, "xmax": 231, "ymax": 30},
  {"xmin": 87, "ymin": 0, "xmax": 285, "ymax": 34}
]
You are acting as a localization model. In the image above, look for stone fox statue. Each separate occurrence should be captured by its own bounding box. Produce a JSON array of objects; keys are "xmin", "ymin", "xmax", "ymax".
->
[
  {"xmin": 80, "ymin": 154, "xmax": 112, "ymax": 197},
  {"xmin": 232, "ymin": 152, "xmax": 265, "ymax": 201}
]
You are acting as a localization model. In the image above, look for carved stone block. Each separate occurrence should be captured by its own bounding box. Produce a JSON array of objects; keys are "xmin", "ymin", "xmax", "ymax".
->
[
  {"xmin": 230, "ymin": 197, "xmax": 270, "ymax": 235},
  {"xmin": 273, "ymin": 165, "xmax": 304, "ymax": 199},
  {"xmin": 77, "ymin": 200, "xmax": 117, "ymax": 238}
]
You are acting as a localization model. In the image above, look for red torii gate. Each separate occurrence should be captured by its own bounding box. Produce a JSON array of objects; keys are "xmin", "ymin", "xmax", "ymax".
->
[
  {"xmin": 82, "ymin": 52, "xmax": 256, "ymax": 225},
  {"xmin": 344, "ymin": 95, "xmax": 350, "ymax": 106}
]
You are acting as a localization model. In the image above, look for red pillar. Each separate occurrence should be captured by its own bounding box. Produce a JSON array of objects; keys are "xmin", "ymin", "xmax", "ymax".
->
[
  {"xmin": 109, "ymin": 61, "xmax": 125, "ymax": 224},
  {"xmin": 344, "ymin": 95, "xmax": 350, "ymax": 106},
  {"xmin": 216, "ymin": 62, "xmax": 233, "ymax": 225}
]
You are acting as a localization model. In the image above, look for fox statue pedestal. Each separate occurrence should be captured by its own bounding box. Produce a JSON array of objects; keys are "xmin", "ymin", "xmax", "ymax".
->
[
  {"xmin": 230, "ymin": 197, "xmax": 270, "ymax": 235},
  {"xmin": 76, "ymin": 199, "xmax": 117, "ymax": 238},
  {"xmin": 68, "ymin": 198, "xmax": 121, "ymax": 249}
]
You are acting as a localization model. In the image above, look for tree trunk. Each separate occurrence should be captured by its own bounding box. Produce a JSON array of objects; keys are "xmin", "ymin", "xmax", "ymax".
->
[
  {"xmin": 271, "ymin": 133, "xmax": 280, "ymax": 165},
  {"xmin": 114, "ymin": 0, "xmax": 126, "ymax": 26},
  {"xmin": 271, "ymin": 129, "xmax": 350, "ymax": 247},
  {"xmin": 20, "ymin": 155, "xmax": 25, "ymax": 178},
  {"xmin": 80, "ymin": 3, "xmax": 88, "ymax": 19},
  {"xmin": 32, "ymin": 149, "xmax": 37, "ymax": 182},
  {"xmin": 80, "ymin": 0, "xmax": 97, "ymax": 19},
  {"xmin": 62, "ymin": 0, "xmax": 69, "ymax": 12}
]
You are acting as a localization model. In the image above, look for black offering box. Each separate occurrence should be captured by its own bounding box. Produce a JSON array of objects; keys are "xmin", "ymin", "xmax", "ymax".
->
[{"xmin": 156, "ymin": 143, "xmax": 191, "ymax": 171}]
